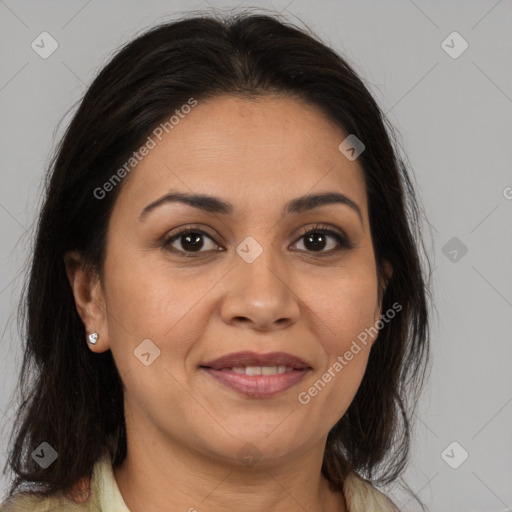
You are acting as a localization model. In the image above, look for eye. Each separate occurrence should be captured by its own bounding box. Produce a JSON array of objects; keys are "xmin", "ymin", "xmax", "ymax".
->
[
  {"xmin": 162, "ymin": 227, "xmax": 221, "ymax": 257},
  {"xmin": 162, "ymin": 224, "xmax": 353, "ymax": 258},
  {"xmin": 291, "ymin": 224, "xmax": 353, "ymax": 255}
]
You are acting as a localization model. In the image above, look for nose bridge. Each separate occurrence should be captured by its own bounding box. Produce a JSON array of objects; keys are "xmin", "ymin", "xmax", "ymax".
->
[
  {"xmin": 220, "ymin": 233, "xmax": 299, "ymax": 329},
  {"xmin": 236, "ymin": 233, "xmax": 288, "ymax": 299}
]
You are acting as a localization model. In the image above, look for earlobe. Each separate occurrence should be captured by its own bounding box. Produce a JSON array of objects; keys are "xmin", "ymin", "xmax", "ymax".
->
[
  {"xmin": 381, "ymin": 260, "xmax": 393, "ymax": 294},
  {"xmin": 63, "ymin": 250, "xmax": 109, "ymax": 352},
  {"xmin": 384, "ymin": 260, "xmax": 393, "ymax": 283},
  {"xmin": 378, "ymin": 260, "xmax": 393, "ymax": 305}
]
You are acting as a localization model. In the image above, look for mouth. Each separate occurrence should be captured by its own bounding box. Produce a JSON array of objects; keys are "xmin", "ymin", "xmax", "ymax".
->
[
  {"xmin": 200, "ymin": 351, "xmax": 312, "ymax": 398},
  {"xmin": 213, "ymin": 365, "xmax": 296, "ymax": 375}
]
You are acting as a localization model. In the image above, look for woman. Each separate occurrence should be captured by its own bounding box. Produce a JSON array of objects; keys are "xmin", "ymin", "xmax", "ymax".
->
[{"xmin": 1, "ymin": 9, "xmax": 432, "ymax": 511}]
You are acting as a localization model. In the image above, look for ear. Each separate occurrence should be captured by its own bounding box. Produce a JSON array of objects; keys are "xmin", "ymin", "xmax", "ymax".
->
[
  {"xmin": 382, "ymin": 260, "xmax": 393, "ymax": 291},
  {"xmin": 63, "ymin": 250, "xmax": 110, "ymax": 353},
  {"xmin": 373, "ymin": 260, "xmax": 394, "ymax": 337}
]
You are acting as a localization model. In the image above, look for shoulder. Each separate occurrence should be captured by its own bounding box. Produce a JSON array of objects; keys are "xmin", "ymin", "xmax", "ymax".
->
[
  {"xmin": 1, "ymin": 476, "xmax": 100, "ymax": 511},
  {"xmin": 0, "ymin": 492, "xmax": 94, "ymax": 511},
  {"xmin": 0, "ymin": 452, "xmax": 125, "ymax": 512},
  {"xmin": 343, "ymin": 472, "xmax": 401, "ymax": 512}
]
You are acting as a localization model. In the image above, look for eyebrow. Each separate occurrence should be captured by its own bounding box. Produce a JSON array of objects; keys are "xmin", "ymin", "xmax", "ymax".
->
[{"xmin": 139, "ymin": 190, "xmax": 363, "ymax": 226}]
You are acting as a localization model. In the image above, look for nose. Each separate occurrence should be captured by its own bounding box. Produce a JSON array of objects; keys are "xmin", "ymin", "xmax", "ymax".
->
[{"xmin": 219, "ymin": 248, "xmax": 300, "ymax": 332}]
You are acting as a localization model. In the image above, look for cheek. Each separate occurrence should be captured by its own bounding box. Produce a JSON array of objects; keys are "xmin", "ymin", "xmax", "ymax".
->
[
  {"xmin": 298, "ymin": 327, "xmax": 373, "ymax": 431},
  {"xmin": 294, "ymin": 262, "xmax": 378, "ymax": 419},
  {"xmin": 307, "ymin": 351, "xmax": 370, "ymax": 431},
  {"xmin": 303, "ymin": 259, "xmax": 380, "ymax": 347},
  {"xmin": 103, "ymin": 245, "xmax": 208, "ymax": 335},
  {"xmin": 102, "ymin": 251, "xmax": 221, "ymax": 386}
]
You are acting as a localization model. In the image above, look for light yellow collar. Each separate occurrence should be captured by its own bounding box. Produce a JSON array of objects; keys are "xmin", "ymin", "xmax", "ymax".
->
[
  {"xmin": 94, "ymin": 453, "xmax": 131, "ymax": 511},
  {"xmin": 95, "ymin": 454, "xmax": 400, "ymax": 512}
]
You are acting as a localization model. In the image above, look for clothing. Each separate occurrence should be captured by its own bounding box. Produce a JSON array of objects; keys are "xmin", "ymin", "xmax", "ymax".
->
[{"xmin": 1, "ymin": 453, "xmax": 400, "ymax": 511}]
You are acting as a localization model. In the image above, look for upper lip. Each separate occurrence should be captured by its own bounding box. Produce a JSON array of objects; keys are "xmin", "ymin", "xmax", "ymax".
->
[{"xmin": 201, "ymin": 351, "xmax": 312, "ymax": 370}]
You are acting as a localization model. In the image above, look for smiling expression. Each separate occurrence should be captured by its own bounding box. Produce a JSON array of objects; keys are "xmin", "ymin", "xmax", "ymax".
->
[{"xmin": 92, "ymin": 94, "xmax": 388, "ymax": 466}]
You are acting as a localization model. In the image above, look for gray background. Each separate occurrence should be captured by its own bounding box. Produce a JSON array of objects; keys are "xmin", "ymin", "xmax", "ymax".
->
[{"xmin": 1, "ymin": 1, "xmax": 511, "ymax": 511}]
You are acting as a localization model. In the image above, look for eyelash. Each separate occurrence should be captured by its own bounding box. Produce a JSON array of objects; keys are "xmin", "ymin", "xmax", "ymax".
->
[{"xmin": 162, "ymin": 224, "xmax": 354, "ymax": 258}]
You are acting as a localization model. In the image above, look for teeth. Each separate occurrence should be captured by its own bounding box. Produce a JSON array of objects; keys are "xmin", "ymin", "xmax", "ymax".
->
[{"xmin": 229, "ymin": 366, "xmax": 291, "ymax": 375}]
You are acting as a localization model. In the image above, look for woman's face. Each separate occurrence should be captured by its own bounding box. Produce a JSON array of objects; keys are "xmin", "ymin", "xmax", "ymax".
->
[{"xmin": 92, "ymin": 94, "xmax": 389, "ymax": 467}]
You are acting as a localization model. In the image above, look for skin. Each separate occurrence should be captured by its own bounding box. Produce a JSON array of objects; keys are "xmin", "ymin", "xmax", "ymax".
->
[{"xmin": 65, "ymin": 94, "xmax": 392, "ymax": 512}]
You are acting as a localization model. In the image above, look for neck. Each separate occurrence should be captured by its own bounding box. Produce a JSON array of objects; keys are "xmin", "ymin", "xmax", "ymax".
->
[{"xmin": 113, "ymin": 429, "xmax": 346, "ymax": 512}]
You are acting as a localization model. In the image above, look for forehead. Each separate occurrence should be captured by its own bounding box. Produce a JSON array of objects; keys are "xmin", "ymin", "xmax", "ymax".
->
[{"xmin": 114, "ymin": 94, "xmax": 368, "ymax": 221}]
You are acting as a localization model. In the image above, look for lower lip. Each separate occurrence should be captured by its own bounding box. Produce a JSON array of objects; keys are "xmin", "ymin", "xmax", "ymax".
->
[{"xmin": 202, "ymin": 368, "xmax": 310, "ymax": 398}]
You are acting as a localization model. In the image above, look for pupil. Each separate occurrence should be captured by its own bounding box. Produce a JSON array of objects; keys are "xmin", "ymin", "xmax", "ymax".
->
[
  {"xmin": 305, "ymin": 232, "xmax": 325, "ymax": 251},
  {"xmin": 182, "ymin": 233, "xmax": 203, "ymax": 251}
]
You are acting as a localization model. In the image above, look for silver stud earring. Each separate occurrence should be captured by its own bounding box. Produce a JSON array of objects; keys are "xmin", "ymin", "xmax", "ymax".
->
[{"xmin": 88, "ymin": 332, "xmax": 98, "ymax": 345}]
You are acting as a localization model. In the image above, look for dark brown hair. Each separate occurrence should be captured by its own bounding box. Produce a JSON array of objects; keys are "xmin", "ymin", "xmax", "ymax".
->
[{"xmin": 2, "ymin": 7, "xmax": 433, "ymax": 507}]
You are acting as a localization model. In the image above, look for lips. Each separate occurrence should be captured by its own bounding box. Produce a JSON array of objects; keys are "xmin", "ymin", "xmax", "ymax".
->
[
  {"xmin": 201, "ymin": 351, "xmax": 312, "ymax": 371},
  {"xmin": 200, "ymin": 351, "xmax": 312, "ymax": 398}
]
